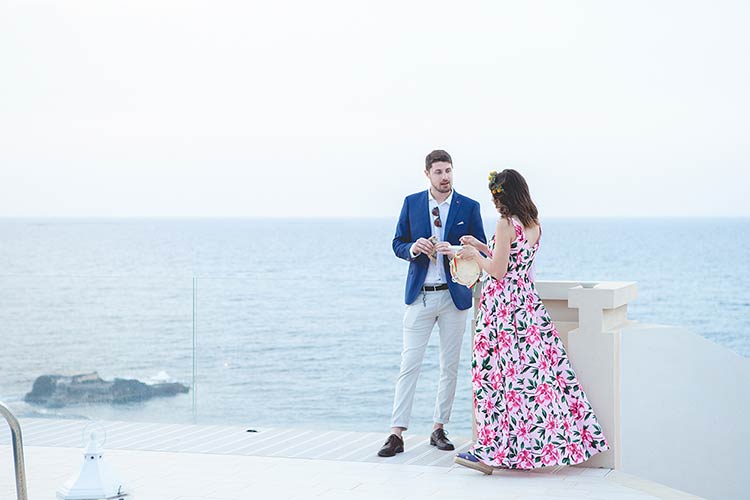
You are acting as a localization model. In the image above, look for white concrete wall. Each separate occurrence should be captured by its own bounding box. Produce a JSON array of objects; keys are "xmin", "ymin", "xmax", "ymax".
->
[
  {"xmin": 476, "ymin": 280, "xmax": 750, "ymax": 499},
  {"xmin": 545, "ymin": 281, "xmax": 639, "ymax": 470},
  {"xmin": 619, "ymin": 323, "xmax": 750, "ymax": 500},
  {"xmin": 535, "ymin": 280, "xmax": 749, "ymax": 499}
]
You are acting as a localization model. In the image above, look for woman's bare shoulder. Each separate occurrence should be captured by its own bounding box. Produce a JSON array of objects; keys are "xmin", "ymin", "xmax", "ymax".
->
[
  {"xmin": 495, "ymin": 215, "xmax": 512, "ymax": 227},
  {"xmin": 495, "ymin": 216, "xmax": 515, "ymax": 242}
]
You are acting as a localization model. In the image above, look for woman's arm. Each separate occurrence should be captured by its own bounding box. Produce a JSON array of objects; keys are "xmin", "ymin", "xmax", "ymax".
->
[
  {"xmin": 458, "ymin": 218, "xmax": 514, "ymax": 280},
  {"xmin": 459, "ymin": 235, "xmax": 490, "ymax": 257}
]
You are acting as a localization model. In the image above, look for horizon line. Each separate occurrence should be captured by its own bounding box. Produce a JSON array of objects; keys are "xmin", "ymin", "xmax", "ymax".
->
[{"xmin": 1, "ymin": 214, "xmax": 748, "ymax": 220}]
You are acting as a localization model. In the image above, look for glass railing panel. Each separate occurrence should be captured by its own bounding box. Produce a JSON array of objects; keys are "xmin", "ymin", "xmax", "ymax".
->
[
  {"xmin": 194, "ymin": 277, "xmax": 477, "ymax": 436},
  {"xmin": 0, "ymin": 276, "xmax": 195, "ymax": 424}
]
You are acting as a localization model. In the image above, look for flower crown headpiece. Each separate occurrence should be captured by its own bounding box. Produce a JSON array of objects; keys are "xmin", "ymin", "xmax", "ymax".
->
[{"xmin": 488, "ymin": 171, "xmax": 503, "ymax": 195}]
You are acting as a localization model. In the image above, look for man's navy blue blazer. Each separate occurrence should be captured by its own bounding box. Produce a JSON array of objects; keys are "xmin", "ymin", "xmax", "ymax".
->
[{"xmin": 392, "ymin": 190, "xmax": 487, "ymax": 309}]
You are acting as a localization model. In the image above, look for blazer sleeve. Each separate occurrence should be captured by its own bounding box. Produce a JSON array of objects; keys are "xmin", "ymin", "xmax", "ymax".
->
[
  {"xmin": 392, "ymin": 197, "xmax": 416, "ymax": 261},
  {"xmin": 471, "ymin": 202, "xmax": 487, "ymax": 244}
]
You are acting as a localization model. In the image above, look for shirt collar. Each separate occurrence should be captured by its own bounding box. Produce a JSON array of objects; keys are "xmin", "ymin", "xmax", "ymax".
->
[{"xmin": 428, "ymin": 188, "xmax": 453, "ymax": 206}]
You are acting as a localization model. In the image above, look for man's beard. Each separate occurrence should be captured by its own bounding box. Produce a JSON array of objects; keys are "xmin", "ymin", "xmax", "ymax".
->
[{"xmin": 434, "ymin": 182, "xmax": 452, "ymax": 193}]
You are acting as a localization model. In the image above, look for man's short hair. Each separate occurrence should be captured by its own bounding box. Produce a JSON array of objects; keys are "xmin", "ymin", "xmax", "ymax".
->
[{"xmin": 425, "ymin": 150, "xmax": 452, "ymax": 170}]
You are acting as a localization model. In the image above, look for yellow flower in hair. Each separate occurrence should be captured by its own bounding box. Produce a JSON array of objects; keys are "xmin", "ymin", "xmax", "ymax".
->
[{"xmin": 489, "ymin": 171, "xmax": 503, "ymax": 195}]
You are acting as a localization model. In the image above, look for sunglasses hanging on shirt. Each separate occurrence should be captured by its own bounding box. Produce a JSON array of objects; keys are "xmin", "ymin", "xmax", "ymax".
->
[{"xmin": 432, "ymin": 207, "xmax": 442, "ymax": 228}]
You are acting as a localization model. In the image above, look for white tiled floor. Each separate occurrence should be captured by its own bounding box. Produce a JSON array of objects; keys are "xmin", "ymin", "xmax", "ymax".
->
[
  {"xmin": 0, "ymin": 419, "xmax": 702, "ymax": 500},
  {"xmin": 0, "ymin": 445, "xmax": 702, "ymax": 500},
  {"xmin": 0, "ymin": 418, "xmax": 470, "ymax": 467}
]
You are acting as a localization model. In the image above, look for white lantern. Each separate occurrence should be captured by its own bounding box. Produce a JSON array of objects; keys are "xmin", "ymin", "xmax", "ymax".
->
[{"xmin": 56, "ymin": 426, "xmax": 130, "ymax": 500}]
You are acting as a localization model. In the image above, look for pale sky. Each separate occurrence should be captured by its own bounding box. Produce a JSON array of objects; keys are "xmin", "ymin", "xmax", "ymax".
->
[{"xmin": 1, "ymin": 0, "xmax": 748, "ymax": 218}]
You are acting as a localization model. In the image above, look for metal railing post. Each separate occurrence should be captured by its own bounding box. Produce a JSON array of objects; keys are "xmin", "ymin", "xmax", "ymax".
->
[{"xmin": 0, "ymin": 401, "xmax": 28, "ymax": 500}]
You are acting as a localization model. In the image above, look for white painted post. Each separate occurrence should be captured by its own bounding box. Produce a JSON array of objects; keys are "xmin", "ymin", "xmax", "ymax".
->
[{"xmin": 566, "ymin": 281, "xmax": 637, "ymax": 469}]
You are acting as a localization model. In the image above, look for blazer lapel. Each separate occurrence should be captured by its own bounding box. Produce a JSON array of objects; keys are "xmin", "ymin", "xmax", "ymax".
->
[
  {"xmin": 419, "ymin": 190, "xmax": 432, "ymax": 239},
  {"xmin": 442, "ymin": 191, "xmax": 463, "ymax": 239}
]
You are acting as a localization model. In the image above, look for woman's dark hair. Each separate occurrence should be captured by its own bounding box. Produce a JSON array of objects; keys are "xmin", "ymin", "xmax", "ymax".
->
[
  {"xmin": 425, "ymin": 150, "xmax": 452, "ymax": 170},
  {"xmin": 489, "ymin": 169, "xmax": 539, "ymax": 227}
]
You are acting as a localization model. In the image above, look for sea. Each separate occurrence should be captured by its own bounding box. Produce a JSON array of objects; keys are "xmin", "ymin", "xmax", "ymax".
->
[{"xmin": 0, "ymin": 217, "xmax": 747, "ymax": 437}]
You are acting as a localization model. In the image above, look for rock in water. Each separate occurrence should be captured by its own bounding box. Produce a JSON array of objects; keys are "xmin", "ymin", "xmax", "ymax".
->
[{"xmin": 24, "ymin": 372, "xmax": 189, "ymax": 408}]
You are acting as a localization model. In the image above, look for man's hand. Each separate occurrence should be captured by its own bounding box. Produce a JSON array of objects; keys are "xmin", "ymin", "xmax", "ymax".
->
[
  {"xmin": 434, "ymin": 241, "xmax": 456, "ymax": 258},
  {"xmin": 411, "ymin": 237, "xmax": 435, "ymax": 257}
]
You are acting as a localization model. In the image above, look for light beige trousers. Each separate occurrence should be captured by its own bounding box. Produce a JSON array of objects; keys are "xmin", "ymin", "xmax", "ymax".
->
[{"xmin": 390, "ymin": 289, "xmax": 468, "ymax": 430}]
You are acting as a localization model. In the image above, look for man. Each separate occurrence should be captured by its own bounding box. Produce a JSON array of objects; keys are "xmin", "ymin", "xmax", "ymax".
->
[{"xmin": 378, "ymin": 149, "xmax": 487, "ymax": 457}]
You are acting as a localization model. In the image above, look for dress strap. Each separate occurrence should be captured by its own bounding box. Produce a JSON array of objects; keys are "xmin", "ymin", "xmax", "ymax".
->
[{"xmin": 506, "ymin": 216, "xmax": 525, "ymax": 243}]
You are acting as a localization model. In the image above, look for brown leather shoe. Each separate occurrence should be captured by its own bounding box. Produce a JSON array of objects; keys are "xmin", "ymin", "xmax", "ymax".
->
[
  {"xmin": 430, "ymin": 428, "xmax": 455, "ymax": 451},
  {"xmin": 377, "ymin": 433, "xmax": 404, "ymax": 457}
]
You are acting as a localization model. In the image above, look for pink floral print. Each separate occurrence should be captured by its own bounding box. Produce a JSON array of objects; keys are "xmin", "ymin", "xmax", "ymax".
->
[{"xmin": 470, "ymin": 217, "xmax": 609, "ymax": 469}]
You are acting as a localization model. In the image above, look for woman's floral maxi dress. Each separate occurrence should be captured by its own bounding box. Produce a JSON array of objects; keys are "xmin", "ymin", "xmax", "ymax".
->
[{"xmin": 470, "ymin": 217, "xmax": 609, "ymax": 469}]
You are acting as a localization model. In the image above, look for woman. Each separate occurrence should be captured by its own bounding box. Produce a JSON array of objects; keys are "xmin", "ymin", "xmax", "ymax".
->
[{"xmin": 453, "ymin": 169, "xmax": 609, "ymax": 474}]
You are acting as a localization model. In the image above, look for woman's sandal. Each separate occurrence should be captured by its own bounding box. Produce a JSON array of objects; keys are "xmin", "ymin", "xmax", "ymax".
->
[{"xmin": 454, "ymin": 452, "xmax": 494, "ymax": 475}]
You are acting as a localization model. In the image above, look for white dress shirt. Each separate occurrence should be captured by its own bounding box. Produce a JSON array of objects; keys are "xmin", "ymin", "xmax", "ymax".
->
[{"xmin": 410, "ymin": 189, "xmax": 453, "ymax": 285}]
